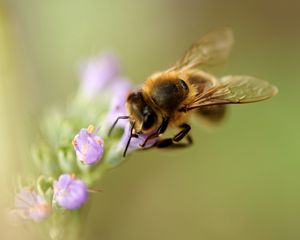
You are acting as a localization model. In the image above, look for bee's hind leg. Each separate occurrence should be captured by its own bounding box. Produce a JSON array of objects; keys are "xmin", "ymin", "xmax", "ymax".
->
[{"xmin": 156, "ymin": 123, "xmax": 193, "ymax": 148}]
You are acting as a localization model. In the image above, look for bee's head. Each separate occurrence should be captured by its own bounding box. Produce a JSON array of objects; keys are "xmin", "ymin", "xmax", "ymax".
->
[{"xmin": 126, "ymin": 90, "xmax": 158, "ymax": 133}]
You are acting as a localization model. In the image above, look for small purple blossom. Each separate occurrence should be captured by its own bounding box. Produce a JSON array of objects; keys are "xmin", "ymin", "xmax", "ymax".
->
[
  {"xmin": 79, "ymin": 52, "xmax": 124, "ymax": 98},
  {"xmin": 13, "ymin": 187, "xmax": 51, "ymax": 222},
  {"xmin": 105, "ymin": 79, "xmax": 132, "ymax": 128},
  {"xmin": 72, "ymin": 125, "xmax": 104, "ymax": 165},
  {"xmin": 118, "ymin": 122, "xmax": 159, "ymax": 153},
  {"xmin": 53, "ymin": 174, "xmax": 88, "ymax": 210}
]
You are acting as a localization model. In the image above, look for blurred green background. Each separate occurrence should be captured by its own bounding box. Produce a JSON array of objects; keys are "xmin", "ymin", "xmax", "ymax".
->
[{"xmin": 1, "ymin": 0, "xmax": 300, "ymax": 239}]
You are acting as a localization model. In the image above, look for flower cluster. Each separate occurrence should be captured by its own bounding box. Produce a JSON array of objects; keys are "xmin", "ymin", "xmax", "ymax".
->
[{"xmin": 10, "ymin": 52, "xmax": 159, "ymax": 239}]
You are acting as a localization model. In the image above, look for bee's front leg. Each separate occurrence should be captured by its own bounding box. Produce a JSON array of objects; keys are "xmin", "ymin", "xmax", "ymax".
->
[{"xmin": 156, "ymin": 123, "xmax": 193, "ymax": 148}]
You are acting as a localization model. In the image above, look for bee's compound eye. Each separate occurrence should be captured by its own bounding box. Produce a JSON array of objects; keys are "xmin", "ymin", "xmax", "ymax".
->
[
  {"xmin": 142, "ymin": 113, "xmax": 156, "ymax": 130},
  {"xmin": 178, "ymin": 79, "xmax": 189, "ymax": 92}
]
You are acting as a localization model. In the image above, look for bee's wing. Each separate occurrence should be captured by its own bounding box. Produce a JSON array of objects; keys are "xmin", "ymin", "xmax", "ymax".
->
[
  {"xmin": 185, "ymin": 76, "xmax": 278, "ymax": 110},
  {"xmin": 170, "ymin": 28, "xmax": 234, "ymax": 71}
]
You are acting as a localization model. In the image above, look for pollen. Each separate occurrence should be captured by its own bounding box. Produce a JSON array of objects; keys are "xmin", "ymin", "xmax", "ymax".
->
[
  {"xmin": 70, "ymin": 173, "xmax": 76, "ymax": 180},
  {"xmin": 87, "ymin": 125, "xmax": 94, "ymax": 134},
  {"xmin": 72, "ymin": 139, "xmax": 77, "ymax": 146}
]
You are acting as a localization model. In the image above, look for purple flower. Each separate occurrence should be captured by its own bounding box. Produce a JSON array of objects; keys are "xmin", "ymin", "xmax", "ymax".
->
[
  {"xmin": 105, "ymin": 79, "xmax": 132, "ymax": 128},
  {"xmin": 79, "ymin": 52, "xmax": 122, "ymax": 98},
  {"xmin": 72, "ymin": 125, "xmax": 104, "ymax": 165},
  {"xmin": 13, "ymin": 187, "xmax": 51, "ymax": 222},
  {"xmin": 118, "ymin": 122, "xmax": 159, "ymax": 153},
  {"xmin": 53, "ymin": 174, "xmax": 88, "ymax": 210}
]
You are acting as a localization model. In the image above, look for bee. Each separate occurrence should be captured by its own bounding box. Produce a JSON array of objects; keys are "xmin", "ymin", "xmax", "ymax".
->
[{"xmin": 109, "ymin": 28, "xmax": 278, "ymax": 157}]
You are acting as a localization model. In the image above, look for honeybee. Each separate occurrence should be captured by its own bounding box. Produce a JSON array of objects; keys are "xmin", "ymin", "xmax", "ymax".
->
[{"xmin": 109, "ymin": 28, "xmax": 278, "ymax": 156}]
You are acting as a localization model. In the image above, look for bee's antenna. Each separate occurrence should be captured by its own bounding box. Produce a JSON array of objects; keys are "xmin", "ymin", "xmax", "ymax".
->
[
  {"xmin": 123, "ymin": 122, "xmax": 135, "ymax": 157},
  {"xmin": 108, "ymin": 116, "xmax": 129, "ymax": 136}
]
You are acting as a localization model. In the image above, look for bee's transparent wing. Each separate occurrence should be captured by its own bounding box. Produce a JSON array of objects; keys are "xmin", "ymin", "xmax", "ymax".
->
[
  {"xmin": 185, "ymin": 76, "xmax": 278, "ymax": 110},
  {"xmin": 170, "ymin": 28, "xmax": 234, "ymax": 71}
]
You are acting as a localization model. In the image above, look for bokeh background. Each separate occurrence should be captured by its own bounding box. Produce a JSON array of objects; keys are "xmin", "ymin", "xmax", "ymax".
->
[{"xmin": 1, "ymin": 0, "xmax": 300, "ymax": 239}]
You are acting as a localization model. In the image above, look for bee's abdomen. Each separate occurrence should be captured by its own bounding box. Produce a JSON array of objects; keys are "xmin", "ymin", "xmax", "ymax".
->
[
  {"xmin": 150, "ymin": 79, "xmax": 189, "ymax": 113},
  {"xmin": 196, "ymin": 105, "xmax": 226, "ymax": 124},
  {"xmin": 186, "ymin": 71, "xmax": 216, "ymax": 94}
]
